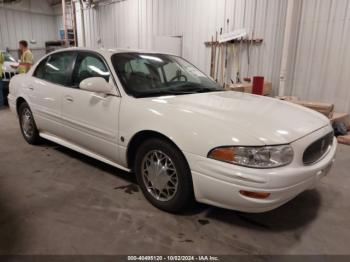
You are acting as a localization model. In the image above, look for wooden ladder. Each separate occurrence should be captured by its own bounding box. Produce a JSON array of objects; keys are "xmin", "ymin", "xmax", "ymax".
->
[{"xmin": 62, "ymin": 0, "xmax": 77, "ymax": 47}]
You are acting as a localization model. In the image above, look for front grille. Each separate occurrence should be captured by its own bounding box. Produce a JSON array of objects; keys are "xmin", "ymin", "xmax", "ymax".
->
[
  {"xmin": 2, "ymin": 72, "xmax": 16, "ymax": 81},
  {"xmin": 303, "ymin": 132, "xmax": 334, "ymax": 165}
]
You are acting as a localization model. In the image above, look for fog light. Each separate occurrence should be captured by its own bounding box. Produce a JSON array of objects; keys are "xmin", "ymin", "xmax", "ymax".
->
[{"xmin": 240, "ymin": 190, "xmax": 271, "ymax": 199}]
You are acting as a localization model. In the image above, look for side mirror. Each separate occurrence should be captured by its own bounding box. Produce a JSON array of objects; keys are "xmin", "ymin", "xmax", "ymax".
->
[{"xmin": 79, "ymin": 77, "xmax": 112, "ymax": 94}]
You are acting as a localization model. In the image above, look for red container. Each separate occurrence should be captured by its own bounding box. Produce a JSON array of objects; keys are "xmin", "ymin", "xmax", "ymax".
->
[{"xmin": 252, "ymin": 76, "xmax": 264, "ymax": 95}]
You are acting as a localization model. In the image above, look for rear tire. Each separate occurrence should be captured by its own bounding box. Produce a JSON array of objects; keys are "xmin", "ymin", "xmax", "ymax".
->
[
  {"xmin": 18, "ymin": 102, "xmax": 40, "ymax": 145},
  {"xmin": 134, "ymin": 138, "xmax": 194, "ymax": 213}
]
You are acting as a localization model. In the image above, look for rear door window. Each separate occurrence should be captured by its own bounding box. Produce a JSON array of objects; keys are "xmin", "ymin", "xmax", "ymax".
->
[
  {"xmin": 43, "ymin": 52, "xmax": 76, "ymax": 87},
  {"xmin": 33, "ymin": 58, "xmax": 48, "ymax": 79}
]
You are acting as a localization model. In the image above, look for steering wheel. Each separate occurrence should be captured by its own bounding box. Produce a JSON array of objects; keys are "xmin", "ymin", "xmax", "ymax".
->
[{"xmin": 169, "ymin": 74, "xmax": 188, "ymax": 82}]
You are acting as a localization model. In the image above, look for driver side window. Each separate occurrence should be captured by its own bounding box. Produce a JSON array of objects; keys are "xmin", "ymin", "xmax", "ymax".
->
[{"xmin": 72, "ymin": 52, "xmax": 110, "ymax": 87}]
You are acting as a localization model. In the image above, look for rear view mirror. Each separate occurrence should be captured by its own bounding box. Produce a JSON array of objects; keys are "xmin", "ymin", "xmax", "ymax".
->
[{"xmin": 79, "ymin": 77, "xmax": 113, "ymax": 94}]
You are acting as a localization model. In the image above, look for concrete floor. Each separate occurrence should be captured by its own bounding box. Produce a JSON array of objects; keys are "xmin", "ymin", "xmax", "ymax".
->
[{"xmin": 0, "ymin": 107, "xmax": 350, "ymax": 255}]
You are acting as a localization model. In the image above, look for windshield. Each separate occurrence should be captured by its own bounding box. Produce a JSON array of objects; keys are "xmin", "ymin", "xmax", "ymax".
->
[
  {"xmin": 4, "ymin": 52, "xmax": 16, "ymax": 63},
  {"xmin": 111, "ymin": 53, "xmax": 223, "ymax": 98}
]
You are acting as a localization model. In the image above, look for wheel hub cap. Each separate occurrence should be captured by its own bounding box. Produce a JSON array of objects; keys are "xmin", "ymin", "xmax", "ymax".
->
[
  {"xmin": 142, "ymin": 150, "xmax": 178, "ymax": 201},
  {"xmin": 22, "ymin": 108, "xmax": 34, "ymax": 138}
]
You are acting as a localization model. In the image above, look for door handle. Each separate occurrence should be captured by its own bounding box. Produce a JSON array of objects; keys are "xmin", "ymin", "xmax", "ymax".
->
[
  {"xmin": 28, "ymin": 86, "xmax": 34, "ymax": 91},
  {"xmin": 65, "ymin": 96, "xmax": 74, "ymax": 102}
]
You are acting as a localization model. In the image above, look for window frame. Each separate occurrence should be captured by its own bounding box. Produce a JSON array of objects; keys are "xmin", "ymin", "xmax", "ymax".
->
[
  {"xmin": 32, "ymin": 50, "xmax": 121, "ymax": 96},
  {"xmin": 32, "ymin": 50, "xmax": 77, "ymax": 88},
  {"xmin": 72, "ymin": 51, "xmax": 121, "ymax": 96}
]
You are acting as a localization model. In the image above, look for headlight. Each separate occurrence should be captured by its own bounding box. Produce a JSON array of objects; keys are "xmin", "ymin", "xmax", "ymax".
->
[{"xmin": 208, "ymin": 145, "xmax": 294, "ymax": 168}]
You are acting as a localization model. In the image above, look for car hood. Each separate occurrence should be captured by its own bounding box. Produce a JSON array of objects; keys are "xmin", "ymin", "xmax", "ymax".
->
[{"xmin": 144, "ymin": 91, "xmax": 330, "ymax": 146}]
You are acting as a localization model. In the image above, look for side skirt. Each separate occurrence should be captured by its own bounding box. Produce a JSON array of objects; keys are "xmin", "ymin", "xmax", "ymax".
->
[{"xmin": 39, "ymin": 132, "xmax": 131, "ymax": 173}]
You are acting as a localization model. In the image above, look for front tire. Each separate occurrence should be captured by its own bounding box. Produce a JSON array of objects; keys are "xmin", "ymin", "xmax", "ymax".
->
[
  {"xmin": 18, "ymin": 102, "xmax": 40, "ymax": 145},
  {"xmin": 135, "ymin": 138, "xmax": 194, "ymax": 213}
]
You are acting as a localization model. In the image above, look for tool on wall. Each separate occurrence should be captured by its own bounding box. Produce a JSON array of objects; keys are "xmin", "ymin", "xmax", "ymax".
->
[
  {"xmin": 219, "ymin": 29, "xmax": 247, "ymax": 87},
  {"xmin": 236, "ymin": 36, "xmax": 243, "ymax": 84},
  {"xmin": 230, "ymin": 44, "xmax": 236, "ymax": 84},
  {"xmin": 223, "ymin": 19, "xmax": 230, "ymax": 87},
  {"xmin": 210, "ymin": 36, "xmax": 215, "ymax": 78},
  {"xmin": 220, "ymin": 28, "xmax": 225, "ymax": 86},
  {"xmin": 246, "ymin": 0, "xmax": 258, "ymax": 81},
  {"xmin": 215, "ymin": 31, "xmax": 220, "ymax": 82},
  {"xmin": 209, "ymin": 34, "xmax": 219, "ymax": 79},
  {"xmin": 246, "ymin": 36, "xmax": 251, "ymax": 80},
  {"xmin": 213, "ymin": 31, "xmax": 218, "ymax": 80},
  {"xmin": 205, "ymin": 28, "xmax": 263, "ymax": 87}
]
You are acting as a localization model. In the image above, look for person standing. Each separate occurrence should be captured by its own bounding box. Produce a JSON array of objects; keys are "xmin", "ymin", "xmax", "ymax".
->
[{"xmin": 12, "ymin": 40, "xmax": 34, "ymax": 74}]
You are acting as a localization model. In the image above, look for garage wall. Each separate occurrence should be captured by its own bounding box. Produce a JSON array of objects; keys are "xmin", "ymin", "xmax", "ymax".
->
[
  {"xmin": 52, "ymin": 4, "xmax": 64, "ymax": 40},
  {"xmin": 0, "ymin": 1, "xmax": 57, "ymax": 60},
  {"xmin": 286, "ymin": 0, "xmax": 350, "ymax": 113},
  {"xmin": 80, "ymin": 0, "xmax": 288, "ymax": 94}
]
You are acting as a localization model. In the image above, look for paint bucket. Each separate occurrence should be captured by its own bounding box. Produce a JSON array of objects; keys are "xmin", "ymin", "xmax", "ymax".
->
[{"xmin": 252, "ymin": 76, "xmax": 264, "ymax": 95}]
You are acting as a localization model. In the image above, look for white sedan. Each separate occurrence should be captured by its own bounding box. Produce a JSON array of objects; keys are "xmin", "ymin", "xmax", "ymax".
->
[{"xmin": 8, "ymin": 48, "xmax": 337, "ymax": 213}]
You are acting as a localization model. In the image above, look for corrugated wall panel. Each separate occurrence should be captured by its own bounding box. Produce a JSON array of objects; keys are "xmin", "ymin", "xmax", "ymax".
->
[
  {"xmin": 0, "ymin": 7, "xmax": 57, "ymax": 60},
  {"xmin": 81, "ymin": 0, "xmax": 287, "ymax": 94},
  {"xmin": 287, "ymin": 0, "xmax": 350, "ymax": 113}
]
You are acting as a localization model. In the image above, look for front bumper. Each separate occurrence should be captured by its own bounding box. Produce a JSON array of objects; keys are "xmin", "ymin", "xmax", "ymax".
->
[{"xmin": 186, "ymin": 126, "xmax": 337, "ymax": 213}]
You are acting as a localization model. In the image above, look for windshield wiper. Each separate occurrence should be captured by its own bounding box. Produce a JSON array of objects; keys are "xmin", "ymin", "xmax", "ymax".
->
[
  {"xmin": 136, "ymin": 90, "xmax": 196, "ymax": 98},
  {"xmin": 135, "ymin": 86, "xmax": 223, "ymax": 98},
  {"xmin": 175, "ymin": 86, "xmax": 223, "ymax": 93}
]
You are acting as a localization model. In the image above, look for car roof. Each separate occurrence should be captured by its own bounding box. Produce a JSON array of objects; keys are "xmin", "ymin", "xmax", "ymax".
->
[{"xmin": 49, "ymin": 47, "xmax": 173, "ymax": 57}]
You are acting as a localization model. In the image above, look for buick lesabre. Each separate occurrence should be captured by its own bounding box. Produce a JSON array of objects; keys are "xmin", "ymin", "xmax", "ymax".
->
[{"xmin": 8, "ymin": 48, "xmax": 337, "ymax": 213}]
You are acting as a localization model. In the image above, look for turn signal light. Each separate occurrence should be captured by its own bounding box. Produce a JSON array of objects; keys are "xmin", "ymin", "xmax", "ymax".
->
[
  {"xmin": 240, "ymin": 190, "xmax": 271, "ymax": 199},
  {"xmin": 208, "ymin": 148, "xmax": 235, "ymax": 162}
]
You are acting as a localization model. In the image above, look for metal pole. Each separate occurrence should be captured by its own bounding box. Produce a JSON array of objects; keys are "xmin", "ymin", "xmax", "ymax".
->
[
  {"xmin": 62, "ymin": 0, "xmax": 67, "ymax": 47},
  {"xmin": 71, "ymin": 0, "xmax": 78, "ymax": 46},
  {"xmin": 279, "ymin": 0, "xmax": 300, "ymax": 96},
  {"xmin": 79, "ymin": 0, "xmax": 86, "ymax": 46}
]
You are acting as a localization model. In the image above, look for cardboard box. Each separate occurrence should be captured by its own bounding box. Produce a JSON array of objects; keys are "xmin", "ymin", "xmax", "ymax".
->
[
  {"xmin": 225, "ymin": 84, "xmax": 245, "ymax": 93},
  {"xmin": 276, "ymin": 96, "xmax": 335, "ymax": 119},
  {"xmin": 290, "ymin": 101, "xmax": 334, "ymax": 118},
  {"xmin": 337, "ymin": 135, "xmax": 350, "ymax": 145},
  {"xmin": 276, "ymin": 96, "xmax": 299, "ymax": 101},
  {"xmin": 332, "ymin": 113, "xmax": 350, "ymax": 130},
  {"xmin": 225, "ymin": 82, "xmax": 273, "ymax": 96}
]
